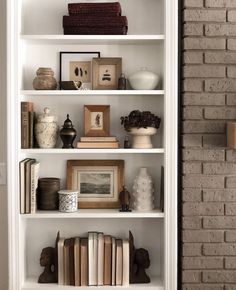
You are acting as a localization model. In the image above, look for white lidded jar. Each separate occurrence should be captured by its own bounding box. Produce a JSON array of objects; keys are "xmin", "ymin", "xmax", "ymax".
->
[
  {"xmin": 128, "ymin": 67, "xmax": 160, "ymax": 90},
  {"xmin": 58, "ymin": 190, "xmax": 78, "ymax": 213},
  {"xmin": 35, "ymin": 107, "xmax": 58, "ymax": 148},
  {"xmin": 132, "ymin": 167, "xmax": 155, "ymax": 211}
]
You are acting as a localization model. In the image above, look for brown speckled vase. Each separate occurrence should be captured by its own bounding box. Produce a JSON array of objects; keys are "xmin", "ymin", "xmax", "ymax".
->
[{"xmin": 33, "ymin": 67, "xmax": 57, "ymax": 90}]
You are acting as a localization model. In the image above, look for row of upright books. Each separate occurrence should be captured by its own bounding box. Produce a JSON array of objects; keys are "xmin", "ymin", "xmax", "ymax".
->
[
  {"xmin": 58, "ymin": 232, "xmax": 129, "ymax": 287},
  {"xmin": 19, "ymin": 158, "xmax": 40, "ymax": 214},
  {"xmin": 21, "ymin": 102, "xmax": 35, "ymax": 149}
]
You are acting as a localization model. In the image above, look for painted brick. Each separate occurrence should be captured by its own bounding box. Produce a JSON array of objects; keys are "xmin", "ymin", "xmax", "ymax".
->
[
  {"xmin": 183, "ymin": 121, "xmax": 225, "ymax": 134},
  {"xmin": 206, "ymin": 0, "xmax": 236, "ymax": 7},
  {"xmin": 225, "ymin": 203, "xmax": 236, "ymax": 215},
  {"xmin": 227, "ymin": 94, "xmax": 236, "ymax": 105},
  {"xmin": 183, "ymin": 285, "xmax": 224, "ymax": 290},
  {"xmin": 205, "ymin": 24, "xmax": 236, "ymax": 36},
  {"xmin": 226, "ymin": 231, "xmax": 236, "ymax": 242},
  {"xmin": 183, "ymin": 52, "xmax": 203, "ymax": 64},
  {"xmin": 203, "ymin": 189, "xmax": 236, "ymax": 202},
  {"xmin": 203, "ymin": 217, "xmax": 236, "ymax": 229},
  {"xmin": 183, "ymin": 79, "xmax": 203, "ymax": 92},
  {"xmin": 182, "ymin": 243, "xmax": 202, "ymax": 256},
  {"xmin": 225, "ymin": 285, "xmax": 236, "ymax": 290},
  {"xmin": 183, "ymin": 202, "xmax": 224, "ymax": 216},
  {"xmin": 203, "ymin": 134, "xmax": 226, "ymax": 148},
  {"xmin": 182, "ymin": 270, "xmax": 201, "ymax": 283},
  {"xmin": 183, "ymin": 162, "xmax": 202, "ymax": 174},
  {"xmin": 228, "ymin": 39, "xmax": 236, "ymax": 50},
  {"xmin": 226, "ymin": 257, "xmax": 236, "ymax": 269},
  {"xmin": 184, "ymin": 0, "xmax": 204, "ymax": 7},
  {"xmin": 182, "ymin": 230, "xmax": 224, "ymax": 242},
  {"xmin": 184, "ymin": 10, "xmax": 226, "ymax": 22},
  {"xmin": 204, "ymin": 107, "xmax": 236, "ymax": 119},
  {"xmin": 205, "ymin": 52, "xmax": 236, "ymax": 64},
  {"xmin": 227, "ymin": 66, "xmax": 236, "ymax": 77},
  {"xmin": 183, "ymin": 257, "xmax": 223, "ymax": 269},
  {"xmin": 183, "ymin": 175, "xmax": 225, "ymax": 188},
  {"xmin": 183, "ymin": 93, "xmax": 225, "ymax": 106},
  {"xmin": 184, "ymin": 24, "xmax": 204, "ymax": 37},
  {"xmin": 183, "ymin": 217, "xmax": 202, "ymax": 229},
  {"xmin": 203, "ymin": 271, "xmax": 236, "ymax": 283},
  {"xmin": 205, "ymin": 79, "xmax": 236, "ymax": 92},
  {"xmin": 182, "ymin": 134, "xmax": 202, "ymax": 148},
  {"xmin": 182, "ymin": 189, "xmax": 202, "ymax": 202},
  {"xmin": 183, "ymin": 65, "xmax": 225, "ymax": 78},
  {"xmin": 183, "ymin": 107, "xmax": 203, "ymax": 120},
  {"xmin": 227, "ymin": 150, "xmax": 236, "ymax": 162},
  {"xmin": 203, "ymin": 243, "xmax": 236, "ymax": 255},
  {"xmin": 226, "ymin": 177, "xmax": 236, "ymax": 188},
  {"xmin": 184, "ymin": 38, "xmax": 225, "ymax": 50},
  {"xmin": 183, "ymin": 149, "xmax": 225, "ymax": 161},
  {"xmin": 228, "ymin": 10, "xmax": 236, "ymax": 22},
  {"xmin": 203, "ymin": 163, "xmax": 236, "ymax": 175}
]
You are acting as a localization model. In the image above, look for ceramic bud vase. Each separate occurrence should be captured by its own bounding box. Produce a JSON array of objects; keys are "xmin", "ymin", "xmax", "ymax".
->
[
  {"xmin": 129, "ymin": 127, "xmax": 157, "ymax": 149},
  {"xmin": 35, "ymin": 107, "xmax": 59, "ymax": 148},
  {"xmin": 132, "ymin": 167, "xmax": 155, "ymax": 211}
]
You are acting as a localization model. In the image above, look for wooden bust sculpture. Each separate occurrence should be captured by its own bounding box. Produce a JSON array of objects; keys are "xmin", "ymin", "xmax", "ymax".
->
[{"xmin": 38, "ymin": 247, "xmax": 57, "ymax": 283}]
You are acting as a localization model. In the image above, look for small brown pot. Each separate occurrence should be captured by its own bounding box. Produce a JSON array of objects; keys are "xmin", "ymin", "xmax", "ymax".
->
[
  {"xmin": 33, "ymin": 67, "xmax": 57, "ymax": 90},
  {"xmin": 38, "ymin": 178, "xmax": 60, "ymax": 210}
]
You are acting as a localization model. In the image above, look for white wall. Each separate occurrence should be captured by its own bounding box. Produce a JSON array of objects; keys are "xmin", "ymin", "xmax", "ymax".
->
[{"xmin": 0, "ymin": 0, "xmax": 8, "ymax": 288}]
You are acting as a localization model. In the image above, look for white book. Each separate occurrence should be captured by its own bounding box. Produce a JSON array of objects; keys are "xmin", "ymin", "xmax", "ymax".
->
[
  {"xmin": 88, "ymin": 232, "xmax": 97, "ymax": 286},
  {"xmin": 30, "ymin": 161, "xmax": 40, "ymax": 213},
  {"xmin": 111, "ymin": 237, "xmax": 116, "ymax": 286},
  {"xmin": 97, "ymin": 233, "xmax": 104, "ymax": 286},
  {"xmin": 58, "ymin": 237, "xmax": 65, "ymax": 285},
  {"xmin": 122, "ymin": 239, "xmax": 130, "ymax": 286},
  {"xmin": 19, "ymin": 158, "xmax": 30, "ymax": 214},
  {"xmin": 93, "ymin": 232, "xmax": 98, "ymax": 286}
]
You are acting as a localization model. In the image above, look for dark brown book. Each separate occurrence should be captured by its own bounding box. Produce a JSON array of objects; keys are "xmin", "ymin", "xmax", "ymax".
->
[
  {"xmin": 63, "ymin": 16, "xmax": 128, "ymax": 27},
  {"xmin": 64, "ymin": 238, "xmax": 71, "ymax": 285},
  {"xmin": 64, "ymin": 26, "xmax": 127, "ymax": 35},
  {"xmin": 69, "ymin": 238, "xmax": 75, "ymax": 285},
  {"xmin": 21, "ymin": 102, "xmax": 33, "ymax": 149},
  {"xmin": 68, "ymin": 2, "xmax": 121, "ymax": 16},
  {"xmin": 103, "ymin": 235, "xmax": 112, "ymax": 285},
  {"xmin": 80, "ymin": 238, "xmax": 88, "ymax": 286}
]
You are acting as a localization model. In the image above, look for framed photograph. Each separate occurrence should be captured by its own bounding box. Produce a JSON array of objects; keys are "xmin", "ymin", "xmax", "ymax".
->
[
  {"xmin": 60, "ymin": 51, "xmax": 100, "ymax": 90},
  {"xmin": 67, "ymin": 160, "xmax": 124, "ymax": 208},
  {"xmin": 92, "ymin": 57, "xmax": 122, "ymax": 90},
  {"xmin": 84, "ymin": 105, "xmax": 110, "ymax": 137}
]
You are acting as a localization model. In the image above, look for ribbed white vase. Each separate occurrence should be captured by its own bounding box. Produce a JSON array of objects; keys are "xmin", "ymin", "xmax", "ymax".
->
[{"xmin": 132, "ymin": 167, "xmax": 155, "ymax": 211}]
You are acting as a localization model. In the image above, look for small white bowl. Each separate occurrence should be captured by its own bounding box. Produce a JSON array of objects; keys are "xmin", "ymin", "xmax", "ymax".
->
[{"xmin": 128, "ymin": 69, "xmax": 160, "ymax": 90}]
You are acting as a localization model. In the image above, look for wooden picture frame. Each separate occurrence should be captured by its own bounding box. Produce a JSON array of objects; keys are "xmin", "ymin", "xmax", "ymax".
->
[
  {"xmin": 84, "ymin": 105, "xmax": 110, "ymax": 137},
  {"xmin": 92, "ymin": 57, "xmax": 122, "ymax": 90},
  {"xmin": 67, "ymin": 160, "xmax": 124, "ymax": 209}
]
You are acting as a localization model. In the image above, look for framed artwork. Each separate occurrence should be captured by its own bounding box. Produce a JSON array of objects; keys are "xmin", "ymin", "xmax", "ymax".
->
[
  {"xmin": 92, "ymin": 57, "xmax": 122, "ymax": 90},
  {"xmin": 84, "ymin": 105, "xmax": 110, "ymax": 137},
  {"xmin": 60, "ymin": 51, "xmax": 100, "ymax": 89},
  {"xmin": 67, "ymin": 160, "xmax": 124, "ymax": 208}
]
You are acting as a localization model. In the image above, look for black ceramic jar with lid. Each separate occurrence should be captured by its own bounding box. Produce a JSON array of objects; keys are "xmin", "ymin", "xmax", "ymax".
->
[{"xmin": 60, "ymin": 114, "xmax": 77, "ymax": 148}]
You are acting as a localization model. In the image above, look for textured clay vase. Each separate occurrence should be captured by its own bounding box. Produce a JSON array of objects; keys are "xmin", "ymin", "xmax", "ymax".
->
[
  {"xmin": 33, "ymin": 67, "xmax": 57, "ymax": 90},
  {"xmin": 129, "ymin": 127, "xmax": 157, "ymax": 149},
  {"xmin": 128, "ymin": 68, "xmax": 160, "ymax": 90},
  {"xmin": 35, "ymin": 107, "xmax": 58, "ymax": 148},
  {"xmin": 132, "ymin": 167, "xmax": 155, "ymax": 211}
]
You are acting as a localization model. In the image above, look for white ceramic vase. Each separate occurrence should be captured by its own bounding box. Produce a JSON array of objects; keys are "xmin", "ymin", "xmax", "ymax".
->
[
  {"xmin": 128, "ymin": 68, "xmax": 160, "ymax": 90},
  {"xmin": 129, "ymin": 127, "xmax": 157, "ymax": 149},
  {"xmin": 132, "ymin": 167, "xmax": 155, "ymax": 211}
]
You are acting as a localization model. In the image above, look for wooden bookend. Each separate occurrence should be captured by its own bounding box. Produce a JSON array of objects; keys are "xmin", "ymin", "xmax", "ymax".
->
[{"xmin": 227, "ymin": 122, "xmax": 236, "ymax": 149}]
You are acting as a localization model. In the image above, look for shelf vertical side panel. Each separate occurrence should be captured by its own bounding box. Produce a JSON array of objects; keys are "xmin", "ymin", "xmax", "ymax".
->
[{"xmin": 164, "ymin": 0, "xmax": 179, "ymax": 289}]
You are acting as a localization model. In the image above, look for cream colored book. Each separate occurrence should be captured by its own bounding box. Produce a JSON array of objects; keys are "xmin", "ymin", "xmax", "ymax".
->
[
  {"xmin": 97, "ymin": 233, "xmax": 104, "ymax": 286},
  {"xmin": 57, "ymin": 237, "xmax": 65, "ymax": 285},
  {"xmin": 80, "ymin": 136, "xmax": 117, "ymax": 142},
  {"xmin": 122, "ymin": 239, "xmax": 130, "ymax": 286},
  {"xmin": 77, "ymin": 141, "xmax": 119, "ymax": 149},
  {"xmin": 111, "ymin": 237, "xmax": 116, "ymax": 286},
  {"xmin": 115, "ymin": 239, "xmax": 123, "ymax": 286},
  {"xmin": 74, "ymin": 237, "xmax": 80, "ymax": 286}
]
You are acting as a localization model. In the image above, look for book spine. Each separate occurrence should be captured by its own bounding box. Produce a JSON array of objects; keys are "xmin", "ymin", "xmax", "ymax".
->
[
  {"xmin": 21, "ymin": 102, "xmax": 33, "ymax": 149},
  {"xmin": 29, "ymin": 111, "xmax": 35, "ymax": 148},
  {"xmin": 30, "ymin": 162, "xmax": 40, "ymax": 214},
  {"xmin": 80, "ymin": 238, "xmax": 88, "ymax": 286},
  {"xmin": 122, "ymin": 240, "xmax": 130, "ymax": 286}
]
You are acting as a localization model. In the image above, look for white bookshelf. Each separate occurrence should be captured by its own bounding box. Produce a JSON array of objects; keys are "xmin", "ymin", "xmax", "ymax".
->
[{"xmin": 7, "ymin": 0, "xmax": 178, "ymax": 289}]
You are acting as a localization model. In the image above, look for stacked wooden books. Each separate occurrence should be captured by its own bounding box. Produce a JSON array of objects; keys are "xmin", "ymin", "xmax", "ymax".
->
[
  {"xmin": 21, "ymin": 102, "xmax": 35, "ymax": 149},
  {"xmin": 77, "ymin": 137, "xmax": 119, "ymax": 149},
  {"xmin": 58, "ymin": 232, "xmax": 129, "ymax": 286},
  {"xmin": 19, "ymin": 158, "xmax": 40, "ymax": 214}
]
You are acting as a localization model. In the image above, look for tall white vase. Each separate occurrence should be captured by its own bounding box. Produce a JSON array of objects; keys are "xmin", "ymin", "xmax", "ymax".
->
[{"xmin": 132, "ymin": 167, "xmax": 155, "ymax": 211}]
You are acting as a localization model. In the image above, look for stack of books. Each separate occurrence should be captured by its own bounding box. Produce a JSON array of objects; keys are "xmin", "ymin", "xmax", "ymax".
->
[
  {"xmin": 21, "ymin": 102, "xmax": 35, "ymax": 149},
  {"xmin": 77, "ymin": 137, "xmax": 119, "ymax": 149},
  {"xmin": 58, "ymin": 232, "xmax": 129, "ymax": 286},
  {"xmin": 63, "ymin": 2, "xmax": 128, "ymax": 35},
  {"xmin": 19, "ymin": 158, "xmax": 40, "ymax": 214}
]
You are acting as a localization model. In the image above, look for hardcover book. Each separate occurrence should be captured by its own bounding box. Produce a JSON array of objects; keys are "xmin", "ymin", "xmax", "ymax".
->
[{"xmin": 103, "ymin": 235, "xmax": 112, "ymax": 285}]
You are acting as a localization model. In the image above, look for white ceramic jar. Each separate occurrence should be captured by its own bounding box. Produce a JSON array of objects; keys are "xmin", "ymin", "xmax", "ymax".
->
[
  {"xmin": 58, "ymin": 190, "xmax": 78, "ymax": 213},
  {"xmin": 35, "ymin": 107, "xmax": 58, "ymax": 148},
  {"xmin": 128, "ymin": 68, "xmax": 160, "ymax": 90}
]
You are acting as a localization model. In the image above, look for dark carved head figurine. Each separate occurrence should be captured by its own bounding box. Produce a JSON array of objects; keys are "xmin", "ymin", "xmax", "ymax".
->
[{"xmin": 38, "ymin": 247, "xmax": 57, "ymax": 283}]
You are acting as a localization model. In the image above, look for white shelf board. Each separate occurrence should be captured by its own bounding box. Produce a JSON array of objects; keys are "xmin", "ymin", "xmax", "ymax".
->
[
  {"xmin": 21, "ymin": 148, "xmax": 165, "ymax": 154},
  {"xmin": 23, "ymin": 276, "xmax": 163, "ymax": 290},
  {"xmin": 21, "ymin": 209, "xmax": 164, "ymax": 219},
  {"xmin": 21, "ymin": 34, "xmax": 165, "ymax": 45},
  {"xmin": 21, "ymin": 90, "xmax": 164, "ymax": 96}
]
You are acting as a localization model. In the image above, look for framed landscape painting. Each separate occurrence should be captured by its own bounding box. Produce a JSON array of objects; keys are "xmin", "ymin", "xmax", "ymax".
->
[{"xmin": 67, "ymin": 160, "xmax": 124, "ymax": 208}]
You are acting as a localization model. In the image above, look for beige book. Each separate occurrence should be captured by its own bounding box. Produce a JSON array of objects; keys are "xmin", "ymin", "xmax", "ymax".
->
[
  {"xmin": 88, "ymin": 232, "xmax": 97, "ymax": 286},
  {"xmin": 30, "ymin": 161, "xmax": 40, "ymax": 213},
  {"xmin": 80, "ymin": 238, "xmax": 88, "ymax": 286},
  {"xmin": 111, "ymin": 237, "xmax": 116, "ymax": 286},
  {"xmin": 57, "ymin": 237, "xmax": 65, "ymax": 285},
  {"xmin": 74, "ymin": 237, "xmax": 80, "ymax": 286},
  {"xmin": 97, "ymin": 233, "xmax": 104, "ymax": 286},
  {"xmin": 77, "ymin": 141, "xmax": 119, "ymax": 149},
  {"xmin": 122, "ymin": 239, "xmax": 130, "ymax": 286},
  {"xmin": 80, "ymin": 136, "xmax": 117, "ymax": 142},
  {"xmin": 104, "ymin": 235, "xmax": 112, "ymax": 285},
  {"xmin": 115, "ymin": 239, "xmax": 123, "ymax": 286}
]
